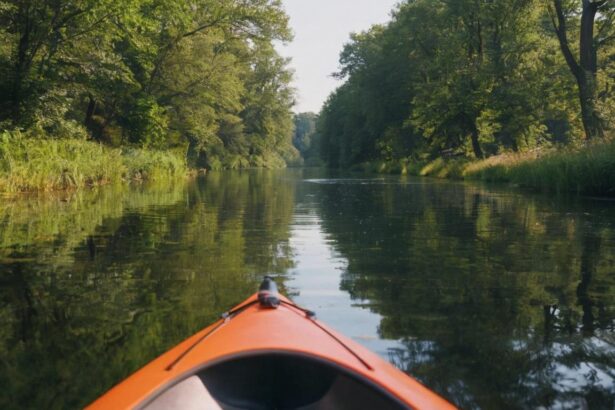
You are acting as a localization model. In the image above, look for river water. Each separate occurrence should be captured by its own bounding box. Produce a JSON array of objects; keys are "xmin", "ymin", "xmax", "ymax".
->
[{"xmin": 0, "ymin": 169, "xmax": 613, "ymax": 409}]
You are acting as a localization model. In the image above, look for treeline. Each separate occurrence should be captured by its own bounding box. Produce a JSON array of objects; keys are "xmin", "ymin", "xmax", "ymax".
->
[
  {"xmin": 317, "ymin": 0, "xmax": 615, "ymax": 169},
  {"xmin": 0, "ymin": 0, "xmax": 298, "ymax": 170},
  {"xmin": 291, "ymin": 112, "xmax": 321, "ymax": 166}
]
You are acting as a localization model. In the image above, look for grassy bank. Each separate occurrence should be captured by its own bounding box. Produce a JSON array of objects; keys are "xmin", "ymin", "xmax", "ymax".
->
[
  {"xmin": 356, "ymin": 157, "xmax": 468, "ymax": 179},
  {"xmin": 354, "ymin": 158, "xmax": 426, "ymax": 176},
  {"xmin": 0, "ymin": 131, "xmax": 187, "ymax": 192},
  {"xmin": 360, "ymin": 139, "xmax": 615, "ymax": 196},
  {"xmin": 464, "ymin": 140, "xmax": 615, "ymax": 196}
]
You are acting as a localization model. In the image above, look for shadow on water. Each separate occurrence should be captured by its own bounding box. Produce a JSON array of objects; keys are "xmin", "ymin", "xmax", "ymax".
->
[{"xmin": 0, "ymin": 169, "xmax": 613, "ymax": 409}]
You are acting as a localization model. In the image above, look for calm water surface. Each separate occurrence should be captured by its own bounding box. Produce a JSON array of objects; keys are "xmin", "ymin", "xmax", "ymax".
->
[{"xmin": 0, "ymin": 169, "xmax": 614, "ymax": 409}]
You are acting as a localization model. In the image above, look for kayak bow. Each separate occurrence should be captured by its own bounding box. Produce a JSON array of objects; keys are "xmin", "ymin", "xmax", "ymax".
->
[{"xmin": 87, "ymin": 277, "xmax": 455, "ymax": 410}]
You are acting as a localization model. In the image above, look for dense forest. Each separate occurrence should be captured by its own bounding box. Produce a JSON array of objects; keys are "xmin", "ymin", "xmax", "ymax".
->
[
  {"xmin": 0, "ymin": 0, "xmax": 298, "ymax": 172},
  {"xmin": 2, "ymin": 0, "xmax": 614, "ymax": 194},
  {"xmin": 317, "ymin": 0, "xmax": 615, "ymax": 173}
]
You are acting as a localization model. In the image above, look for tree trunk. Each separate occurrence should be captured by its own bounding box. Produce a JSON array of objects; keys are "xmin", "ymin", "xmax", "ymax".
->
[
  {"xmin": 11, "ymin": 71, "xmax": 24, "ymax": 123},
  {"xmin": 578, "ymin": 74, "xmax": 603, "ymax": 140},
  {"xmin": 11, "ymin": 1, "xmax": 35, "ymax": 125},
  {"xmin": 511, "ymin": 136, "xmax": 519, "ymax": 153},
  {"xmin": 577, "ymin": 233, "xmax": 601, "ymax": 336},
  {"xmin": 469, "ymin": 121, "xmax": 484, "ymax": 159},
  {"xmin": 12, "ymin": 47, "xmax": 30, "ymax": 124},
  {"xmin": 470, "ymin": 131, "xmax": 483, "ymax": 159},
  {"xmin": 577, "ymin": 0, "xmax": 604, "ymax": 139},
  {"xmin": 84, "ymin": 95, "xmax": 97, "ymax": 131},
  {"xmin": 551, "ymin": 0, "xmax": 604, "ymax": 140}
]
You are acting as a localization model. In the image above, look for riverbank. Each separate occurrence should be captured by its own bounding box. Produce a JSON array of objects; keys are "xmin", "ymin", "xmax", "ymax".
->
[
  {"xmin": 0, "ymin": 131, "xmax": 187, "ymax": 193},
  {"xmin": 360, "ymin": 139, "xmax": 615, "ymax": 196},
  {"xmin": 464, "ymin": 140, "xmax": 615, "ymax": 196}
]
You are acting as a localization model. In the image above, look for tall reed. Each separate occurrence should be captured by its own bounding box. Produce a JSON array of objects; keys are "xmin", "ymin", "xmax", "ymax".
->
[
  {"xmin": 0, "ymin": 131, "xmax": 187, "ymax": 193},
  {"xmin": 464, "ymin": 140, "xmax": 615, "ymax": 196}
]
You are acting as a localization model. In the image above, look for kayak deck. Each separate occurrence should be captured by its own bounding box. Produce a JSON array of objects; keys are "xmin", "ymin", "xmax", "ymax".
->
[
  {"xmin": 146, "ymin": 353, "xmax": 407, "ymax": 410},
  {"xmin": 87, "ymin": 280, "xmax": 455, "ymax": 409}
]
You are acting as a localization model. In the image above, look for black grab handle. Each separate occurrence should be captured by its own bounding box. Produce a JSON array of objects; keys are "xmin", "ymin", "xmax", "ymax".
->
[{"xmin": 258, "ymin": 276, "xmax": 280, "ymax": 308}]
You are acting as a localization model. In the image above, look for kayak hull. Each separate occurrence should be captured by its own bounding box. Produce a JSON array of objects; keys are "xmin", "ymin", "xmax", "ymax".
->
[{"xmin": 87, "ymin": 293, "xmax": 455, "ymax": 410}]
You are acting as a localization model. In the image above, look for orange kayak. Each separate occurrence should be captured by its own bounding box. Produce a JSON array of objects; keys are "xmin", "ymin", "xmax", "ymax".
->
[{"xmin": 87, "ymin": 277, "xmax": 455, "ymax": 410}]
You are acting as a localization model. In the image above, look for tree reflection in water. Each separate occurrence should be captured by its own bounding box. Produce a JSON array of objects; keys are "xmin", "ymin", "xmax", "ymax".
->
[
  {"xmin": 0, "ymin": 171, "xmax": 613, "ymax": 409},
  {"xmin": 0, "ymin": 172, "xmax": 296, "ymax": 410},
  {"xmin": 312, "ymin": 178, "xmax": 615, "ymax": 409}
]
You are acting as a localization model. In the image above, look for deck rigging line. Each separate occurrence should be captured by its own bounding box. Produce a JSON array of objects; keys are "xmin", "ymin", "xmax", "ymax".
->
[{"xmin": 166, "ymin": 298, "xmax": 373, "ymax": 372}]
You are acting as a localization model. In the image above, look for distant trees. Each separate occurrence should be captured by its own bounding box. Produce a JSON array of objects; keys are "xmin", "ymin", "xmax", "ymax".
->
[
  {"xmin": 319, "ymin": 0, "xmax": 615, "ymax": 168},
  {"xmin": 0, "ymin": 0, "xmax": 297, "ymax": 169},
  {"xmin": 292, "ymin": 112, "xmax": 317, "ymax": 154}
]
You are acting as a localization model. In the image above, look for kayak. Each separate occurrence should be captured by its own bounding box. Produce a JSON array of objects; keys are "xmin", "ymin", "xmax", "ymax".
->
[{"xmin": 87, "ymin": 277, "xmax": 455, "ymax": 410}]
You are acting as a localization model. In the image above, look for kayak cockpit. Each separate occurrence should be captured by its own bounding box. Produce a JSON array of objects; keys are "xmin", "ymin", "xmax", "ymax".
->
[
  {"xmin": 87, "ymin": 279, "xmax": 453, "ymax": 409},
  {"xmin": 142, "ymin": 353, "xmax": 410, "ymax": 410}
]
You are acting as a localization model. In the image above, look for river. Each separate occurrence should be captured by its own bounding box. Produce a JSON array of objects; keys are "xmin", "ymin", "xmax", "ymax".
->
[{"xmin": 0, "ymin": 169, "xmax": 613, "ymax": 409}]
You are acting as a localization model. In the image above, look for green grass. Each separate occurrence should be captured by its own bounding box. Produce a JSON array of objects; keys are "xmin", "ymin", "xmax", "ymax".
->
[
  {"xmin": 0, "ymin": 131, "xmax": 187, "ymax": 192},
  {"xmin": 360, "ymin": 138, "xmax": 615, "ymax": 196},
  {"xmin": 357, "ymin": 157, "xmax": 468, "ymax": 179},
  {"xmin": 419, "ymin": 158, "xmax": 468, "ymax": 179},
  {"xmin": 355, "ymin": 158, "xmax": 428, "ymax": 175},
  {"xmin": 464, "ymin": 139, "xmax": 615, "ymax": 196}
]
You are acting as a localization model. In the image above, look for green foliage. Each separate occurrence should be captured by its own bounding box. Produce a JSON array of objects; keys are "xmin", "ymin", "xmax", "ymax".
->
[
  {"xmin": 419, "ymin": 158, "xmax": 468, "ymax": 179},
  {"xmin": 291, "ymin": 112, "xmax": 323, "ymax": 166},
  {"xmin": 465, "ymin": 139, "xmax": 615, "ymax": 196},
  {"xmin": 317, "ymin": 0, "xmax": 615, "ymax": 183},
  {"xmin": 122, "ymin": 147, "xmax": 187, "ymax": 181},
  {"xmin": 124, "ymin": 97, "xmax": 170, "ymax": 148},
  {"xmin": 292, "ymin": 112, "xmax": 317, "ymax": 155},
  {"xmin": 240, "ymin": 41, "xmax": 298, "ymax": 167},
  {"xmin": 0, "ymin": 0, "xmax": 296, "ymax": 176},
  {"xmin": 0, "ymin": 130, "xmax": 186, "ymax": 192}
]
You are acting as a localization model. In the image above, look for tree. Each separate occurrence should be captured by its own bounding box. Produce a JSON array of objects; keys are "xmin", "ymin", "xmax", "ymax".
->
[
  {"xmin": 0, "ymin": 0, "xmax": 127, "ymax": 125},
  {"xmin": 318, "ymin": 0, "xmax": 563, "ymax": 167},
  {"xmin": 549, "ymin": 0, "xmax": 615, "ymax": 139},
  {"xmin": 0, "ymin": 0, "xmax": 297, "ymax": 170},
  {"xmin": 240, "ymin": 41, "xmax": 297, "ymax": 168},
  {"xmin": 292, "ymin": 112, "xmax": 317, "ymax": 156}
]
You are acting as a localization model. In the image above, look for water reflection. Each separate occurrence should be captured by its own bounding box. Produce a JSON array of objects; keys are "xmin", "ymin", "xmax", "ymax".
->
[
  {"xmin": 309, "ymin": 176, "xmax": 615, "ymax": 409},
  {"xmin": 287, "ymin": 202, "xmax": 404, "ymax": 357},
  {"xmin": 0, "ymin": 172, "xmax": 296, "ymax": 410},
  {"xmin": 0, "ymin": 170, "xmax": 613, "ymax": 409}
]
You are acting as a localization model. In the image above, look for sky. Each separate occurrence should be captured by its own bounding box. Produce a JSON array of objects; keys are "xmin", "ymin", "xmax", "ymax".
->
[{"xmin": 278, "ymin": 0, "xmax": 399, "ymax": 114}]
